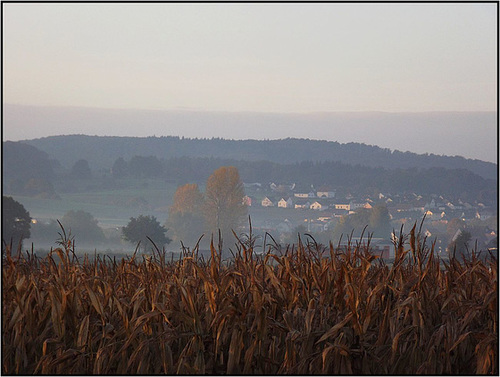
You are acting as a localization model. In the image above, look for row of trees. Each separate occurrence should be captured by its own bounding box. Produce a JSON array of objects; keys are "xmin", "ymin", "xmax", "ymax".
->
[
  {"xmin": 118, "ymin": 166, "xmax": 248, "ymax": 250},
  {"xmin": 2, "ymin": 197, "xmax": 170, "ymax": 252},
  {"xmin": 4, "ymin": 140, "xmax": 496, "ymax": 206},
  {"xmin": 3, "ymin": 205, "xmax": 111, "ymax": 249},
  {"xmin": 2, "ymin": 196, "xmax": 32, "ymax": 247},
  {"xmin": 2, "ymin": 166, "xmax": 248, "ymax": 252},
  {"xmin": 166, "ymin": 166, "xmax": 247, "ymax": 247},
  {"xmin": 23, "ymin": 135, "xmax": 497, "ymax": 180},
  {"xmin": 107, "ymin": 155, "xmax": 496, "ymax": 205},
  {"xmin": 3, "ymin": 192, "xmax": 493, "ymax": 258},
  {"xmin": 111, "ymin": 156, "xmax": 163, "ymax": 179}
]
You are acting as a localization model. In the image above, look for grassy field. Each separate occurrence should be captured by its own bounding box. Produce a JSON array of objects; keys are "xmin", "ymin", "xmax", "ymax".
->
[
  {"xmin": 2, "ymin": 228, "xmax": 497, "ymax": 375},
  {"xmin": 11, "ymin": 179, "xmax": 325, "ymax": 232},
  {"xmin": 11, "ymin": 179, "xmax": 179, "ymax": 228}
]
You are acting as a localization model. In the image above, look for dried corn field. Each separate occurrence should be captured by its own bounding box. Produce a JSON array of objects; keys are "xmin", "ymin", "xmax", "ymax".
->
[{"xmin": 2, "ymin": 225, "xmax": 498, "ymax": 375}]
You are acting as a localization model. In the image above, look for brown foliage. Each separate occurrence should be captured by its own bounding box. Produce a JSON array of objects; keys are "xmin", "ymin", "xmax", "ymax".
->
[
  {"xmin": 203, "ymin": 166, "xmax": 247, "ymax": 237},
  {"xmin": 167, "ymin": 184, "xmax": 206, "ymax": 246},
  {"xmin": 170, "ymin": 184, "xmax": 204, "ymax": 215},
  {"xmin": 2, "ymin": 228, "xmax": 497, "ymax": 374}
]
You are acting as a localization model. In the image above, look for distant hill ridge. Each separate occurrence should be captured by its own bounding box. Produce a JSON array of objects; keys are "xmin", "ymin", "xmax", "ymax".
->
[{"xmin": 22, "ymin": 135, "xmax": 497, "ymax": 180}]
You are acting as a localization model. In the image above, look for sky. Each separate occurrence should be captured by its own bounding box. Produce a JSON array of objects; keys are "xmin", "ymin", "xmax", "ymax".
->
[
  {"xmin": 3, "ymin": 3, "xmax": 497, "ymax": 112},
  {"xmin": 2, "ymin": 3, "xmax": 498, "ymax": 161}
]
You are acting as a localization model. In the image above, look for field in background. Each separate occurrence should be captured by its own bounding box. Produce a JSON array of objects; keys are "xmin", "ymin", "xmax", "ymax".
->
[
  {"xmin": 12, "ymin": 179, "xmax": 321, "ymax": 229},
  {"xmin": 11, "ymin": 179, "xmax": 334, "ymax": 254},
  {"xmin": 11, "ymin": 179, "xmax": 179, "ymax": 228}
]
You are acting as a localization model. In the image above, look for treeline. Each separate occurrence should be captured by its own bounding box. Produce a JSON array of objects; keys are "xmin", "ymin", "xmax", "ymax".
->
[
  {"xmin": 110, "ymin": 155, "xmax": 496, "ymax": 205},
  {"xmin": 22, "ymin": 135, "xmax": 497, "ymax": 179},
  {"xmin": 2, "ymin": 140, "xmax": 497, "ymax": 206},
  {"xmin": 2, "ymin": 142, "xmax": 60, "ymax": 199}
]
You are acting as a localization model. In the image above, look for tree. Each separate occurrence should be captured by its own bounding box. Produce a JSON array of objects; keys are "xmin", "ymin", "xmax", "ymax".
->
[
  {"xmin": 166, "ymin": 184, "xmax": 206, "ymax": 246},
  {"xmin": 60, "ymin": 210, "xmax": 105, "ymax": 243},
  {"xmin": 29, "ymin": 219, "xmax": 61, "ymax": 244},
  {"xmin": 281, "ymin": 224, "xmax": 308, "ymax": 245},
  {"xmin": 22, "ymin": 178, "xmax": 60, "ymax": 199},
  {"xmin": 122, "ymin": 215, "xmax": 171, "ymax": 252},
  {"xmin": 3, "ymin": 141, "xmax": 55, "ymax": 181},
  {"xmin": 111, "ymin": 157, "xmax": 128, "ymax": 178},
  {"xmin": 71, "ymin": 159, "xmax": 92, "ymax": 179},
  {"xmin": 170, "ymin": 184, "xmax": 204, "ymax": 214},
  {"xmin": 2, "ymin": 196, "xmax": 31, "ymax": 247},
  {"xmin": 166, "ymin": 212, "xmax": 206, "ymax": 248},
  {"xmin": 203, "ymin": 166, "xmax": 247, "ymax": 239},
  {"xmin": 332, "ymin": 205, "xmax": 391, "ymax": 241},
  {"xmin": 332, "ymin": 209, "xmax": 371, "ymax": 241},
  {"xmin": 128, "ymin": 156, "xmax": 163, "ymax": 178},
  {"xmin": 369, "ymin": 204, "xmax": 391, "ymax": 238}
]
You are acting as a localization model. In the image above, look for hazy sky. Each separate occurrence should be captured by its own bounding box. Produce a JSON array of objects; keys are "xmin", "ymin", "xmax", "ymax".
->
[{"xmin": 3, "ymin": 3, "xmax": 497, "ymax": 113}]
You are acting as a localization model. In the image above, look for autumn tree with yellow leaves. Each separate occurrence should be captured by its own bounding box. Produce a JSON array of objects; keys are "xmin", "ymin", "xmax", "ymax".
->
[
  {"xmin": 166, "ymin": 183, "xmax": 205, "ymax": 247},
  {"xmin": 203, "ymin": 166, "xmax": 247, "ymax": 240}
]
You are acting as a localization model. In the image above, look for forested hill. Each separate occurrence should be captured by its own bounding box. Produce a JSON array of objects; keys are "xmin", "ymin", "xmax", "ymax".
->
[
  {"xmin": 23, "ymin": 135, "xmax": 497, "ymax": 179},
  {"xmin": 4, "ymin": 140, "xmax": 497, "ymax": 205}
]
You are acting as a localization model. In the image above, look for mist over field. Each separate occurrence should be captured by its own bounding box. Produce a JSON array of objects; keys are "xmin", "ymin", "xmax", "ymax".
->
[{"xmin": 3, "ymin": 104, "xmax": 497, "ymax": 163}]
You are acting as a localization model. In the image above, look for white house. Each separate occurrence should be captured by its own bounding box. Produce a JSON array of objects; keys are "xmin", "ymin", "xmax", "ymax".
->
[
  {"xmin": 261, "ymin": 197, "xmax": 275, "ymax": 207},
  {"xmin": 316, "ymin": 186, "xmax": 335, "ymax": 198},
  {"xmin": 317, "ymin": 191, "xmax": 335, "ymax": 198},
  {"xmin": 278, "ymin": 197, "xmax": 294, "ymax": 208},
  {"xmin": 310, "ymin": 201, "xmax": 328, "ymax": 211},
  {"xmin": 334, "ymin": 203, "xmax": 351, "ymax": 211},
  {"xmin": 294, "ymin": 199, "xmax": 311, "ymax": 209},
  {"xmin": 294, "ymin": 190, "xmax": 316, "ymax": 199},
  {"xmin": 425, "ymin": 210, "xmax": 444, "ymax": 221}
]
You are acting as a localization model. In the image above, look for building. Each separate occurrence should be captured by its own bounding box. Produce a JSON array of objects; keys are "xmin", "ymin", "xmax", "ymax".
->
[
  {"xmin": 278, "ymin": 197, "xmax": 294, "ymax": 208},
  {"xmin": 261, "ymin": 197, "xmax": 275, "ymax": 207},
  {"xmin": 334, "ymin": 203, "xmax": 351, "ymax": 211},
  {"xmin": 331, "ymin": 208, "xmax": 349, "ymax": 217},
  {"xmin": 350, "ymin": 202, "xmax": 372, "ymax": 210},
  {"xmin": 294, "ymin": 199, "xmax": 311, "ymax": 209},
  {"xmin": 310, "ymin": 201, "xmax": 328, "ymax": 211},
  {"xmin": 242, "ymin": 195, "xmax": 253, "ymax": 207},
  {"xmin": 270, "ymin": 182, "xmax": 294, "ymax": 193},
  {"xmin": 317, "ymin": 186, "xmax": 336, "ymax": 198},
  {"xmin": 294, "ymin": 184, "xmax": 316, "ymax": 198},
  {"xmin": 294, "ymin": 191, "xmax": 316, "ymax": 199}
]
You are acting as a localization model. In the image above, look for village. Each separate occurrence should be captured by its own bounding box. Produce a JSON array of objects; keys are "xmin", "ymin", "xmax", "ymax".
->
[{"xmin": 243, "ymin": 182, "xmax": 498, "ymax": 258}]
